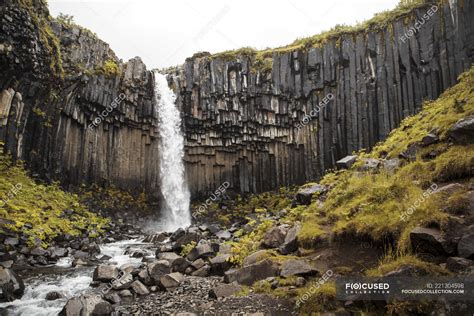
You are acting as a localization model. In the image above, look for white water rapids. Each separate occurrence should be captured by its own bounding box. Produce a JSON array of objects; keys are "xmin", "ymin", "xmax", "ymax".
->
[{"xmin": 153, "ymin": 71, "xmax": 191, "ymax": 232}]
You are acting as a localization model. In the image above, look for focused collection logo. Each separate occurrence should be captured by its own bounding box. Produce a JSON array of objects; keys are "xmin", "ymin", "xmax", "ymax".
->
[{"xmin": 344, "ymin": 282, "xmax": 390, "ymax": 294}]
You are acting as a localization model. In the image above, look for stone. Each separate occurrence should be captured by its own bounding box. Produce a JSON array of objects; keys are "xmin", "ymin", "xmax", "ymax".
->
[
  {"xmin": 448, "ymin": 117, "xmax": 474, "ymax": 144},
  {"xmin": 143, "ymin": 233, "xmax": 167, "ymax": 243},
  {"xmin": 159, "ymin": 272, "xmax": 185, "ymax": 289},
  {"xmin": 191, "ymin": 265, "xmax": 211, "ymax": 277},
  {"xmin": 4, "ymin": 237, "xmax": 19, "ymax": 247},
  {"xmin": 30, "ymin": 247, "xmax": 47, "ymax": 256},
  {"xmin": 45, "ymin": 291, "xmax": 65, "ymax": 300},
  {"xmin": 219, "ymin": 244, "xmax": 232, "ymax": 254},
  {"xmin": 243, "ymin": 250, "xmax": 269, "ymax": 266},
  {"xmin": 130, "ymin": 280, "xmax": 150, "ymax": 295},
  {"xmin": 446, "ymin": 257, "xmax": 473, "ymax": 272},
  {"xmin": 119, "ymin": 290, "xmax": 133, "ymax": 297},
  {"xmin": 147, "ymin": 260, "xmax": 171, "ymax": 282},
  {"xmin": 295, "ymin": 184, "xmax": 326, "ymax": 205},
  {"xmin": 138, "ymin": 268, "xmax": 153, "ymax": 286},
  {"xmin": 191, "ymin": 258, "xmax": 206, "ymax": 270},
  {"xmin": 262, "ymin": 226, "xmax": 288, "ymax": 248},
  {"xmin": 209, "ymin": 283, "xmax": 243, "ymax": 299},
  {"xmin": 280, "ymin": 259, "xmax": 318, "ymax": 277},
  {"xmin": 186, "ymin": 243, "xmax": 214, "ymax": 261},
  {"xmin": 279, "ymin": 223, "xmax": 301, "ymax": 255},
  {"xmin": 383, "ymin": 158, "xmax": 401, "ymax": 172},
  {"xmin": 93, "ymin": 265, "xmax": 119, "ymax": 282},
  {"xmin": 436, "ymin": 183, "xmax": 464, "ymax": 195},
  {"xmin": 0, "ymin": 267, "xmax": 24, "ymax": 301},
  {"xmin": 111, "ymin": 273, "xmax": 133, "ymax": 290},
  {"xmin": 209, "ymin": 254, "xmax": 231, "ymax": 275},
  {"xmin": 59, "ymin": 294, "xmax": 113, "ymax": 316},
  {"xmin": 215, "ymin": 230, "xmax": 232, "ymax": 240},
  {"xmin": 358, "ymin": 158, "xmax": 381, "ymax": 171},
  {"xmin": 458, "ymin": 233, "xmax": 474, "ymax": 259},
  {"xmin": 119, "ymin": 263, "xmax": 136, "ymax": 275},
  {"xmin": 421, "ymin": 133, "xmax": 439, "ymax": 146},
  {"xmin": 409, "ymin": 227, "xmax": 453, "ymax": 256},
  {"xmin": 224, "ymin": 259, "xmax": 280, "ymax": 285},
  {"xmin": 157, "ymin": 252, "xmax": 182, "ymax": 265},
  {"xmin": 336, "ymin": 155, "xmax": 357, "ymax": 169},
  {"xmin": 50, "ymin": 247, "xmax": 67, "ymax": 259},
  {"xmin": 170, "ymin": 228, "xmax": 185, "ymax": 242},
  {"xmin": 104, "ymin": 292, "xmax": 121, "ymax": 304}
]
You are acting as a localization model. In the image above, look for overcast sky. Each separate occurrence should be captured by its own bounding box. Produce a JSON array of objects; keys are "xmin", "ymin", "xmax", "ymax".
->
[{"xmin": 49, "ymin": 0, "xmax": 400, "ymax": 69}]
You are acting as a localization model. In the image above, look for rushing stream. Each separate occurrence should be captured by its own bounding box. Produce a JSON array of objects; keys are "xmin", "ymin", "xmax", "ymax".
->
[{"xmin": 0, "ymin": 239, "xmax": 152, "ymax": 316}]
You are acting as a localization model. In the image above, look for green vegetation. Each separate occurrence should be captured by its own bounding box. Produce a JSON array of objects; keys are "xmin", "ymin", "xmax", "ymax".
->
[
  {"xmin": 296, "ymin": 281, "xmax": 337, "ymax": 314},
  {"xmin": 296, "ymin": 66, "xmax": 473, "ymax": 252},
  {"xmin": 19, "ymin": 0, "xmax": 64, "ymax": 78},
  {"xmin": 95, "ymin": 59, "xmax": 121, "ymax": 78},
  {"xmin": 0, "ymin": 147, "xmax": 108, "ymax": 248},
  {"xmin": 180, "ymin": 241, "xmax": 197, "ymax": 257}
]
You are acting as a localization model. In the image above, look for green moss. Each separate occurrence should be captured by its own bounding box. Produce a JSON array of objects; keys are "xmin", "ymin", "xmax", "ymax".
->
[
  {"xmin": 19, "ymin": 0, "xmax": 64, "ymax": 78},
  {"xmin": 296, "ymin": 281, "xmax": 337, "ymax": 313},
  {"xmin": 0, "ymin": 149, "xmax": 108, "ymax": 248},
  {"xmin": 367, "ymin": 251, "xmax": 450, "ymax": 277},
  {"xmin": 95, "ymin": 59, "xmax": 121, "ymax": 78},
  {"xmin": 180, "ymin": 241, "xmax": 197, "ymax": 257}
]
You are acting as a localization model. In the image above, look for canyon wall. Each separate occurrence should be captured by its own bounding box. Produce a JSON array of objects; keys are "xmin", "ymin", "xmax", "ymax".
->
[
  {"xmin": 0, "ymin": 0, "xmax": 473, "ymax": 199},
  {"xmin": 172, "ymin": 0, "xmax": 473, "ymax": 196}
]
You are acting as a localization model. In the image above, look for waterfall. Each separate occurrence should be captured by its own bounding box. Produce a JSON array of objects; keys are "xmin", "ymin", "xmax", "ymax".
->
[{"xmin": 153, "ymin": 71, "xmax": 191, "ymax": 232}]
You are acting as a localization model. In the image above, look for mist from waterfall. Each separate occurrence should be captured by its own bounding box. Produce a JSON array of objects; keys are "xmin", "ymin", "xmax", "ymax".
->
[{"xmin": 153, "ymin": 71, "xmax": 191, "ymax": 232}]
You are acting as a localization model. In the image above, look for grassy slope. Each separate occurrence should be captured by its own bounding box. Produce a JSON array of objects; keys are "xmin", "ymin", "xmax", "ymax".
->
[
  {"xmin": 221, "ymin": 66, "xmax": 473, "ymax": 313},
  {"xmin": 0, "ymin": 147, "xmax": 108, "ymax": 248}
]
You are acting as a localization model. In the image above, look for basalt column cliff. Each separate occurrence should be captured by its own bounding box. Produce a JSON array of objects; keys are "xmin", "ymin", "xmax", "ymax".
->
[
  {"xmin": 171, "ymin": 0, "xmax": 473, "ymax": 196},
  {"xmin": 0, "ymin": 0, "xmax": 473, "ymax": 198}
]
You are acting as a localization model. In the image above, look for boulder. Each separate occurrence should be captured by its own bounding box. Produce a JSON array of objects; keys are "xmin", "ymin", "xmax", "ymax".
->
[
  {"xmin": 446, "ymin": 257, "xmax": 473, "ymax": 272},
  {"xmin": 130, "ymin": 280, "xmax": 150, "ymax": 295},
  {"xmin": 243, "ymin": 250, "xmax": 270, "ymax": 266},
  {"xmin": 0, "ymin": 267, "xmax": 24, "ymax": 302},
  {"xmin": 215, "ymin": 230, "xmax": 232, "ymax": 240},
  {"xmin": 262, "ymin": 226, "xmax": 288, "ymax": 248},
  {"xmin": 147, "ymin": 260, "xmax": 171, "ymax": 282},
  {"xmin": 171, "ymin": 257, "xmax": 191, "ymax": 273},
  {"xmin": 280, "ymin": 259, "xmax": 318, "ymax": 277},
  {"xmin": 143, "ymin": 233, "xmax": 167, "ymax": 243},
  {"xmin": 359, "ymin": 158, "xmax": 381, "ymax": 171},
  {"xmin": 224, "ymin": 259, "xmax": 280, "ymax": 285},
  {"xmin": 383, "ymin": 158, "xmax": 401, "ymax": 172},
  {"xmin": 104, "ymin": 292, "xmax": 121, "ymax": 304},
  {"xmin": 279, "ymin": 223, "xmax": 301, "ymax": 255},
  {"xmin": 409, "ymin": 227, "xmax": 453, "ymax": 256},
  {"xmin": 111, "ymin": 273, "xmax": 133, "ymax": 290},
  {"xmin": 458, "ymin": 233, "xmax": 474, "ymax": 259},
  {"xmin": 186, "ymin": 243, "xmax": 214, "ymax": 261},
  {"xmin": 209, "ymin": 254, "xmax": 231, "ymax": 275},
  {"xmin": 137, "ymin": 269, "xmax": 153, "ymax": 286},
  {"xmin": 174, "ymin": 232, "xmax": 201, "ymax": 249},
  {"xmin": 119, "ymin": 263, "xmax": 137, "ymax": 275},
  {"xmin": 191, "ymin": 258, "xmax": 206, "ymax": 270},
  {"xmin": 92, "ymin": 265, "xmax": 119, "ymax": 282},
  {"xmin": 4, "ymin": 238, "xmax": 19, "ymax": 247},
  {"xmin": 59, "ymin": 294, "xmax": 113, "ymax": 316},
  {"xmin": 336, "ymin": 155, "xmax": 357, "ymax": 169},
  {"xmin": 30, "ymin": 247, "xmax": 47, "ymax": 256},
  {"xmin": 295, "ymin": 184, "xmax": 326, "ymax": 205},
  {"xmin": 50, "ymin": 247, "xmax": 67, "ymax": 259},
  {"xmin": 448, "ymin": 117, "xmax": 474, "ymax": 144},
  {"xmin": 170, "ymin": 228, "xmax": 185, "ymax": 242},
  {"xmin": 209, "ymin": 283, "xmax": 243, "ymax": 299},
  {"xmin": 45, "ymin": 291, "xmax": 65, "ymax": 300},
  {"xmin": 159, "ymin": 272, "xmax": 185, "ymax": 289},
  {"xmin": 191, "ymin": 265, "xmax": 211, "ymax": 277},
  {"xmin": 421, "ymin": 133, "xmax": 439, "ymax": 146},
  {"xmin": 157, "ymin": 252, "xmax": 182, "ymax": 265}
]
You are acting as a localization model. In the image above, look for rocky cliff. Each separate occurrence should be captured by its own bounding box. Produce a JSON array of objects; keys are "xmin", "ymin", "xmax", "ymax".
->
[
  {"xmin": 0, "ymin": 0, "xmax": 473, "ymax": 199},
  {"xmin": 171, "ymin": 0, "xmax": 474, "ymax": 196}
]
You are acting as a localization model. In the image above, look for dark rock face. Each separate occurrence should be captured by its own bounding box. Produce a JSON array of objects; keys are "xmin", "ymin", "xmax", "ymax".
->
[
  {"xmin": 0, "ymin": 267, "xmax": 24, "ymax": 302},
  {"xmin": 224, "ymin": 259, "xmax": 280, "ymax": 285},
  {"xmin": 59, "ymin": 294, "xmax": 113, "ymax": 316},
  {"xmin": 0, "ymin": 0, "xmax": 473, "ymax": 198},
  {"xmin": 410, "ymin": 227, "xmax": 454, "ymax": 256},
  {"xmin": 448, "ymin": 117, "xmax": 474, "ymax": 144}
]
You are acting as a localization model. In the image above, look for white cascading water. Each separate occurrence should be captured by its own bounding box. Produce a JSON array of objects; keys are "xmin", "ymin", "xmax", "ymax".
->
[{"xmin": 153, "ymin": 71, "xmax": 191, "ymax": 232}]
